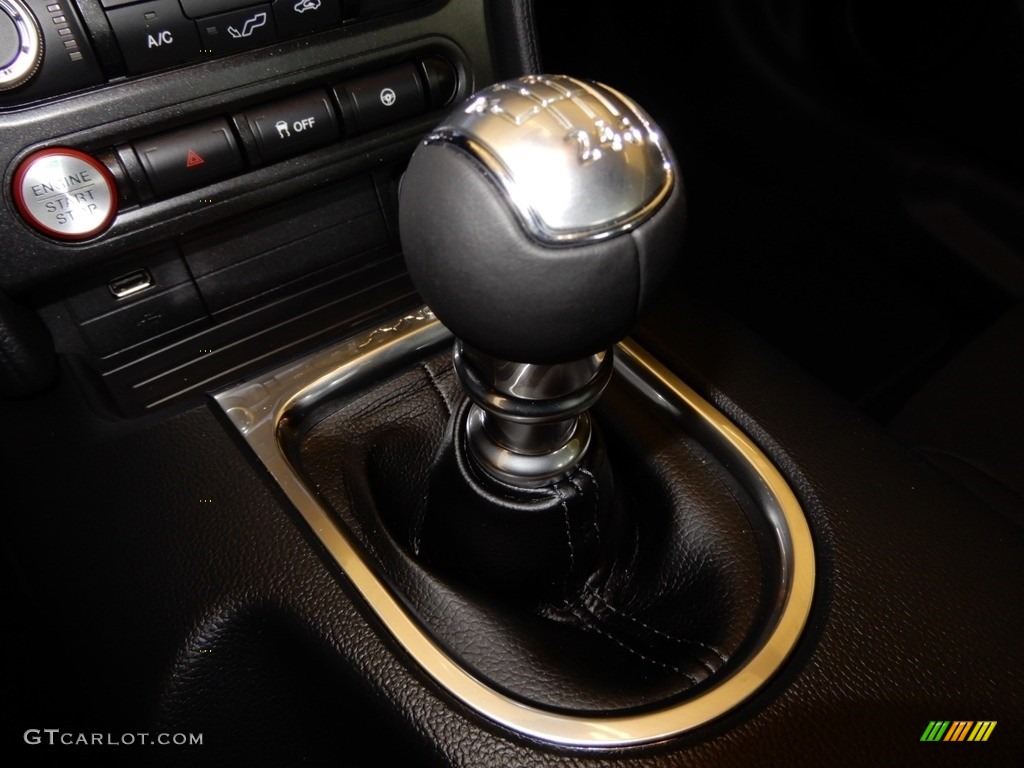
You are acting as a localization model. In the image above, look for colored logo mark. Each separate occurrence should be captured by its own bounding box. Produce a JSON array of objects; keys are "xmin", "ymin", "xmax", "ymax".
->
[{"xmin": 921, "ymin": 721, "xmax": 997, "ymax": 742}]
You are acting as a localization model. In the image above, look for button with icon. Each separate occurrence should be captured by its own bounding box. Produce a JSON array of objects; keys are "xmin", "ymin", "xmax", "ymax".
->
[
  {"xmin": 243, "ymin": 89, "xmax": 340, "ymax": 163},
  {"xmin": 133, "ymin": 118, "xmax": 244, "ymax": 197},
  {"xmin": 332, "ymin": 63, "xmax": 426, "ymax": 134},
  {"xmin": 196, "ymin": 3, "xmax": 276, "ymax": 55},
  {"xmin": 270, "ymin": 0, "xmax": 344, "ymax": 38}
]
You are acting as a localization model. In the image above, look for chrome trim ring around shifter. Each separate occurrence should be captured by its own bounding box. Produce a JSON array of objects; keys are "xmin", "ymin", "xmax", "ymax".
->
[
  {"xmin": 214, "ymin": 308, "xmax": 816, "ymax": 748},
  {"xmin": 455, "ymin": 343, "xmax": 612, "ymax": 423},
  {"xmin": 464, "ymin": 406, "xmax": 594, "ymax": 488},
  {"xmin": 455, "ymin": 343, "xmax": 614, "ymax": 487}
]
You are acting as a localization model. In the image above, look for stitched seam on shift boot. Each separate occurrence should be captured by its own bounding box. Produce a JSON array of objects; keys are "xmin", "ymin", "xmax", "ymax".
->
[
  {"xmin": 551, "ymin": 484, "xmax": 576, "ymax": 582},
  {"xmin": 421, "ymin": 360, "xmax": 457, "ymax": 417},
  {"xmin": 583, "ymin": 585, "xmax": 726, "ymax": 670},
  {"xmin": 562, "ymin": 594, "xmax": 699, "ymax": 683},
  {"xmin": 408, "ymin": 367, "xmax": 457, "ymax": 554},
  {"xmin": 568, "ymin": 467, "xmax": 601, "ymax": 550}
]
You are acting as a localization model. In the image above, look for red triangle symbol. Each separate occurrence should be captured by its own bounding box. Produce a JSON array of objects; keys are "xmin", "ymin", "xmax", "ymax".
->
[{"xmin": 186, "ymin": 150, "xmax": 205, "ymax": 168}]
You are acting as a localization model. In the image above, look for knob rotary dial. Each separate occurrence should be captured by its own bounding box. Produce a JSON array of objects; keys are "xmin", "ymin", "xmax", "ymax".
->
[{"xmin": 0, "ymin": 0, "xmax": 42, "ymax": 92}]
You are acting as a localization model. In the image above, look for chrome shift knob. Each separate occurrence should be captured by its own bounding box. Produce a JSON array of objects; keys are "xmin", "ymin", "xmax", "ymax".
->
[
  {"xmin": 436, "ymin": 75, "xmax": 674, "ymax": 244},
  {"xmin": 399, "ymin": 74, "xmax": 684, "ymax": 487},
  {"xmin": 399, "ymin": 74, "xmax": 684, "ymax": 365}
]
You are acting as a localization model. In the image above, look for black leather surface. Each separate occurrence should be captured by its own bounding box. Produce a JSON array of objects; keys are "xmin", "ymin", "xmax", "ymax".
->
[
  {"xmin": 486, "ymin": 0, "xmax": 542, "ymax": 79},
  {"xmin": 6, "ymin": 290, "xmax": 1024, "ymax": 766},
  {"xmin": 889, "ymin": 302, "xmax": 1024, "ymax": 527},
  {"xmin": 3, "ymin": 375, "xmax": 451, "ymax": 768},
  {"xmin": 296, "ymin": 350, "xmax": 768, "ymax": 711},
  {"xmin": 627, "ymin": 289, "xmax": 1024, "ymax": 767},
  {"xmin": 418, "ymin": 397, "xmax": 618, "ymax": 597}
]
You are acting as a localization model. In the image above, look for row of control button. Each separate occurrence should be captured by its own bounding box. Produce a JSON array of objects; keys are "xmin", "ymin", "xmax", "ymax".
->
[
  {"xmin": 12, "ymin": 57, "xmax": 456, "ymax": 239},
  {"xmin": 133, "ymin": 60, "xmax": 435, "ymax": 197},
  {"xmin": 0, "ymin": 0, "xmax": 430, "ymax": 105},
  {"xmin": 104, "ymin": 0, "xmax": 353, "ymax": 75}
]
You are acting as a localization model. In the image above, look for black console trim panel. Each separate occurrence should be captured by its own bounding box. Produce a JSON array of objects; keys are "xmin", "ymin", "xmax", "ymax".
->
[
  {"xmin": 0, "ymin": 0, "xmax": 495, "ymax": 416},
  {"xmin": 0, "ymin": 0, "xmax": 438, "ymax": 106},
  {"xmin": 0, "ymin": 0, "xmax": 495, "ymax": 294}
]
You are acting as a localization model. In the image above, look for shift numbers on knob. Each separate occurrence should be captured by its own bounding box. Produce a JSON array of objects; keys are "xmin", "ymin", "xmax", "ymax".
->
[{"xmin": 567, "ymin": 117, "xmax": 645, "ymax": 164}]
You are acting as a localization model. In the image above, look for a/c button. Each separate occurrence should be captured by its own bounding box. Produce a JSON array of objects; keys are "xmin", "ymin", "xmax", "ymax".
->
[
  {"xmin": 106, "ymin": 0, "xmax": 201, "ymax": 75},
  {"xmin": 133, "ymin": 118, "xmax": 244, "ymax": 197}
]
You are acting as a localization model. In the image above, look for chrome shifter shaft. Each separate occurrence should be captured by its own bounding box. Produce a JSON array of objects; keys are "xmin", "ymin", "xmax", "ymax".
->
[{"xmin": 399, "ymin": 74, "xmax": 684, "ymax": 487}]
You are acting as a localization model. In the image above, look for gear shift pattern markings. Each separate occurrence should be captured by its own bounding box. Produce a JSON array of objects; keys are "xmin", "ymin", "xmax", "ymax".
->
[{"xmin": 418, "ymin": 74, "xmax": 674, "ymax": 244}]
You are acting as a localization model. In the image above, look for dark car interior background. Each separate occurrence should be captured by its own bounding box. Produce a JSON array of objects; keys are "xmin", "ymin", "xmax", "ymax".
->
[{"xmin": 3, "ymin": 1, "xmax": 1023, "ymax": 766}]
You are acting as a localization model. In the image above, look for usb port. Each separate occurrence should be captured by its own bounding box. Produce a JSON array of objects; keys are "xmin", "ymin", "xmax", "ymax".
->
[{"xmin": 108, "ymin": 269, "xmax": 153, "ymax": 299}]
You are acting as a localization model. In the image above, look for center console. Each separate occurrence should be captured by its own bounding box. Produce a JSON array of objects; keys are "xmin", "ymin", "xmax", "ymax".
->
[{"xmin": 5, "ymin": 3, "xmax": 1024, "ymax": 767}]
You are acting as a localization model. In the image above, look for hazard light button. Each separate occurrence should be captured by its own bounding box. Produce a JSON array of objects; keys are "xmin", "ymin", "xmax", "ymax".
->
[{"xmin": 132, "ymin": 118, "xmax": 244, "ymax": 198}]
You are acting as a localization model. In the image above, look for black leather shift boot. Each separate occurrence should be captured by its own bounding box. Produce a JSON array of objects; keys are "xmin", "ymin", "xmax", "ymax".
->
[
  {"xmin": 297, "ymin": 351, "xmax": 773, "ymax": 713},
  {"xmin": 416, "ymin": 396, "xmax": 620, "ymax": 598}
]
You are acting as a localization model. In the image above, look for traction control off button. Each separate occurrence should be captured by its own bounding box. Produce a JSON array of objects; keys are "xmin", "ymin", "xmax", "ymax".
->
[{"xmin": 13, "ymin": 148, "xmax": 118, "ymax": 240}]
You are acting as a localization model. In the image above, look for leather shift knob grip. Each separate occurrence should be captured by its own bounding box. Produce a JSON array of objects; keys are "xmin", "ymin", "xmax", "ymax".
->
[{"xmin": 399, "ymin": 74, "xmax": 685, "ymax": 364}]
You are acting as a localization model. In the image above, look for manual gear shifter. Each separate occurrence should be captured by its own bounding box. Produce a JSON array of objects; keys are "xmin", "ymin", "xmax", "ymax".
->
[
  {"xmin": 399, "ymin": 74, "xmax": 685, "ymax": 489},
  {"xmin": 219, "ymin": 76, "xmax": 812, "ymax": 736}
]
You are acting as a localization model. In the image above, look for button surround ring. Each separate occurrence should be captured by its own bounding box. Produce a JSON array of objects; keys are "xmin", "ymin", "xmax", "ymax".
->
[{"xmin": 13, "ymin": 147, "xmax": 119, "ymax": 241}]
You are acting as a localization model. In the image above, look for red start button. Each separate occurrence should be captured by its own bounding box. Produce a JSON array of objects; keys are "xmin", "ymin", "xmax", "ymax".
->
[{"xmin": 13, "ymin": 148, "xmax": 118, "ymax": 241}]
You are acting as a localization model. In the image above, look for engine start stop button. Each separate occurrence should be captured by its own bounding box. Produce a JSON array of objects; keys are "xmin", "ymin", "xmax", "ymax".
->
[{"xmin": 12, "ymin": 148, "xmax": 117, "ymax": 241}]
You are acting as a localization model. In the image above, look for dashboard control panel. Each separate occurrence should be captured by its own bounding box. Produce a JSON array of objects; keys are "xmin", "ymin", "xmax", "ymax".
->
[
  {"xmin": 0, "ymin": 0, "xmax": 491, "ymax": 415},
  {"xmin": 11, "ymin": 56, "xmax": 455, "ymax": 239},
  {"xmin": 0, "ymin": 0, "xmax": 101, "ymax": 102},
  {"xmin": 0, "ymin": 0, "xmax": 430, "ymax": 105},
  {"xmin": 0, "ymin": 0, "xmax": 44, "ymax": 91}
]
